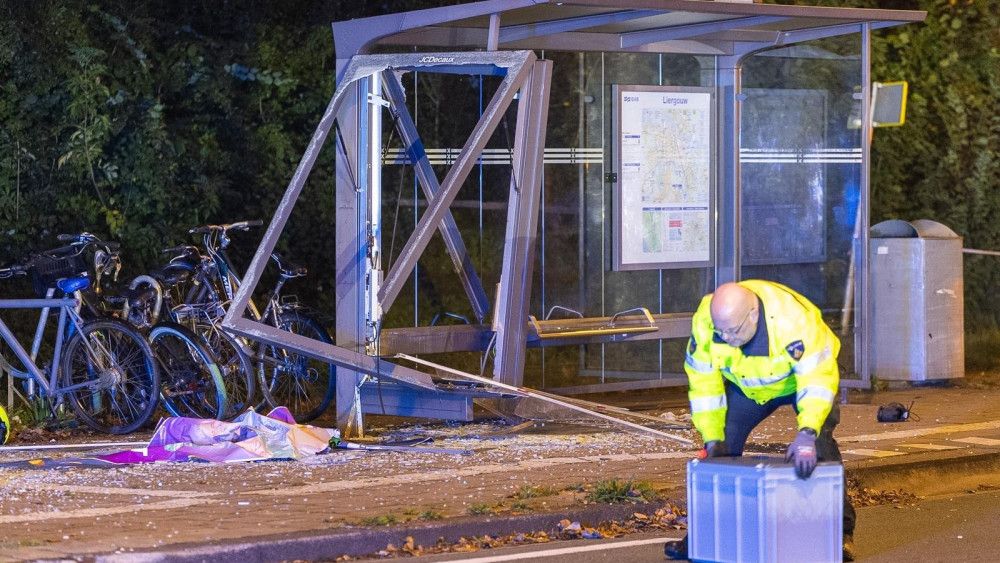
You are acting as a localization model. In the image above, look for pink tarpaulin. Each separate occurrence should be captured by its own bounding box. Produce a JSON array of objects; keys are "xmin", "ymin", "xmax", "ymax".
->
[{"xmin": 97, "ymin": 407, "xmax": 339, "ymax": 464}]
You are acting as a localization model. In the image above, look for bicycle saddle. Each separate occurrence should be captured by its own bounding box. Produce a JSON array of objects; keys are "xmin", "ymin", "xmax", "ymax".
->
[
  {"xmin": 57, "ymin": 276, "xmax": 91, "ymax": 294},
  {"xmin": 153, "ymin": 265, "xmax": 193, "ymax": 287},
  {"xmin": 270, "ymin": 253, "xmax": 307, "ymax": 278}
]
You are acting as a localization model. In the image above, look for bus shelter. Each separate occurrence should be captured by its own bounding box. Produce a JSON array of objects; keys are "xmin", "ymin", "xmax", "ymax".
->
[{"xmin": 221, "ymin": 0, "xmax": 926, "ymax": 435}]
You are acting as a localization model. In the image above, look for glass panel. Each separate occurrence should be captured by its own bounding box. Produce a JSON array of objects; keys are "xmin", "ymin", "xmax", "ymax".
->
[
  {"xmin": 383, "ymin": 51, "xmax": 718, "ymax": 389},
  {"xmin": 740, "ymin": 36, "xmax": 863, "ymax": 379}
]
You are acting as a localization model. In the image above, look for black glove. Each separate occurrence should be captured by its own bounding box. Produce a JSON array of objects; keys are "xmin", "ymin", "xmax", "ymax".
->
[
  {"xmin": 785, "ymin": 429, "xmax": 818, "ymax": 479},
  {"xmin": 704, "ymin": 440, "xmax": 730, "ymax": 458}
]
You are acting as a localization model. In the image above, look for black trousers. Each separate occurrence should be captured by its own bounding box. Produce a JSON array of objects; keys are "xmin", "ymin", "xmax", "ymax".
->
[{"xmin": 722, "ymin": 380, "xmax": 857, "ymax": 536}]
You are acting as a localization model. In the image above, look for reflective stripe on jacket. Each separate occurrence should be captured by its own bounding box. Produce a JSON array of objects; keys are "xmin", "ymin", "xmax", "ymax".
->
[{"xmin": 684, "ymin": 280, "xmax": 841, "ymax": 441}]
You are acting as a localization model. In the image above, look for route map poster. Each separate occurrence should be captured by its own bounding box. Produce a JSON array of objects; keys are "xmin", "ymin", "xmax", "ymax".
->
[{"xmin": 613, "ymin": 86, "xmax": 714, "ymax": 271}]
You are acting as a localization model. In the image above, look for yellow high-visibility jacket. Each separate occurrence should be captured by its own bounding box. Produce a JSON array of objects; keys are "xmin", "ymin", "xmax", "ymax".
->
[
  {"xmin": 0, "ymin": 404, "xmax": 9, "ymax": 444},
  {"xmin": 684, "ymin": 280, "xmax": 840, "ymax": 442}
]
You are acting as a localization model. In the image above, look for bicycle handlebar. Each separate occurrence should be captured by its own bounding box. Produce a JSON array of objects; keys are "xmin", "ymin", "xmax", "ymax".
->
[
  {"xmin": 0, "ymin": 264, "xmax": 28, "ymax": 279},
  {"xmin": 189, "ymin": 220, "xmax": 263, "ymax": 235},
  {"xmin": 162, "ymin": 245, "xmax": 200, "ymax": 255},
  {"xmin": 55, "ymin": 233, "xmax": 121, "ymax": 253}
]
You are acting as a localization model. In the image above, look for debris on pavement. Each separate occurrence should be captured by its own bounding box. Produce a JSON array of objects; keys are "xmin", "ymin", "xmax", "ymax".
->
[
  {"xmin": 395, "ymin": 353, "xmax": 694, "ymax": 445},
  {"xmin": 332, "ymin": 440, "xmax": 473, "ymax": 456},
  {"xmin": 847, "ymin": 478, "xmax": 921, "ymax": 507},
  {"xmin": 338, "ymin": 503, "xmax": 687, "ymax": 560},
  {"xmin": 659, "ymin": 411, "xmax": 693, "ymax": 424}
]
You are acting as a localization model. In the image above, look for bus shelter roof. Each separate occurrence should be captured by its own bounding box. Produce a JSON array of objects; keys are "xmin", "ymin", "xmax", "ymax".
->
[{"xmin": 334, "ymin": 0, "xmax": 926, "ymax": 59}]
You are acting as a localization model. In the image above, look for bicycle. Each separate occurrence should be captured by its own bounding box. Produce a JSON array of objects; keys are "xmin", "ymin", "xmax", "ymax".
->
[
  {"xmin": 0, "ymin": 250, "xmax": 159, "ymax": 434},
  {"xmin": 178, "ymin": 220, "xmax": 335, "ymax": 422},
  {"xmin": 55, "ymin": 233, "xmax": 229, "ymax": 421},
  {"xmin": 125, "ymin": 243, "xmax": 251, "ymax": 420}
]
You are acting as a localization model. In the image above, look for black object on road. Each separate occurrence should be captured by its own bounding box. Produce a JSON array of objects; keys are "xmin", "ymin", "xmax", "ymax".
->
[{"xmin": 877, "ymin": 401, "xmax": 917, "ymax": 422}]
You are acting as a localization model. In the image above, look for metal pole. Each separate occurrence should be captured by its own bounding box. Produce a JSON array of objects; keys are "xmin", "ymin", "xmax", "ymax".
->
[
  {"xmin": 711, "ymin": 55, "xmax": 742, "ymax": 286},
  {"xmin": 487, "ymin": 13, "xmax": 500, "ymax": 51},
  {"xmin": 0, "ymin": 317, "xmax": 50, "ymax": 396},
  {"xmin": 398, "ymin": 353, "xmax": 693, "ymax": 446},
  {"xmin": 962, "ymin": 248, "xmax": 1000, "ymax": 257},
  {"xmin": 28, "ymin": 288, "xmax": 57, "ymax": 363},
  {"xmin": 365, "ymin": 73, "xmax": 383, "ymax": 351},
  {"xmin": 334, "ymin": 73, "xmax": 368, "ymax": 437},
  {"xmin": 858, "ymin": 22, "xmax": 873, "ymax": 388},
  {"xmin": 493, "ymin": 60, "xmax": 553, "ymax": 385}
]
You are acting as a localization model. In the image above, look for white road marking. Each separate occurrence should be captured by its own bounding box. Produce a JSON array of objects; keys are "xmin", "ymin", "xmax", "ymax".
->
[
  {"xmin": 900, "ymin": 443, "xmax": 959, "ymax": 451},
  {"xmin": 25, "ymin": 483, "xmax": 217, "ymax": 498},
  {"xmin": 951, "ymin": 437, "xmax": 1000, "ymax": 446},
  {"xmin": 840, "ymin": 420, "xmax": 1000, "ymax": 444},
  {"xmin": 842, "ymin": 448, "xmax": 904, "ymax": 458},
  {"xmin": 0, "ymin": 497, "xmax": 214, "ymax": 524},
  {"xmin": 0, "ymin": 441, "xmax": 148, "ymax": 452},
  {"xmin": 440, "ymin": 536, "xmax": 677, "ymax": 562}
]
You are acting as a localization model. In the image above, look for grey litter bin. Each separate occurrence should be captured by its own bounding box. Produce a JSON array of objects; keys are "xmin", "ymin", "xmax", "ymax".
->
[{"xmin": 870, "ymin": 219, "xmax": 964, "ymax": 381}]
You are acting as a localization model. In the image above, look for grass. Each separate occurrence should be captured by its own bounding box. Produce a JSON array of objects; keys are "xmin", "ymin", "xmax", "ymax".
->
[
  {"xmin": 360, "ymin": 513, "xmax": 400, "ymax": 526},
  {"xmin": 4, "ymin": 398, "xmax": 53, "ymax": 428},
  {"xmin": 360, "ymin": 508, "xmax": 444, "ymax": 526},
  {"xmin": 467, "ymin": 503, "xmax": 497, "ymax": 516},
  {"xmin": 585, "ymin": 479, "xmax": 660, "ymax": 504},
  {"xmin": 510, "ymin": 500, "xmax": 532, "ymax": 512},
  {"xmin": 512, "ymin": 484, "xmax": 559, "ymax": 500},
  {"xmin": 418, "ymin": 509, "xmax": 444, "ymax": 521}
]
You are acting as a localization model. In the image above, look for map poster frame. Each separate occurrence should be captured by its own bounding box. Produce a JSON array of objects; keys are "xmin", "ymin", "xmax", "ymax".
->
[{"xmin": 612, "ymin": 85, "xmax": 716, "ymax": 272}]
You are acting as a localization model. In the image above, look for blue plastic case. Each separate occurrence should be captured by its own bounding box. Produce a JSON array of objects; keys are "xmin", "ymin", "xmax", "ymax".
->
[{"xmin": 687, "ymin": 456, "xmax": 843, "ymax": 563}]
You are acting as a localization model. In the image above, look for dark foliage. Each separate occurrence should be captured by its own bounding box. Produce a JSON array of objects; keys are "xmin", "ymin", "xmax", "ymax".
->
[{"xmin": 1, "ymin": 0, "xmax": 997, "ymax": 332}]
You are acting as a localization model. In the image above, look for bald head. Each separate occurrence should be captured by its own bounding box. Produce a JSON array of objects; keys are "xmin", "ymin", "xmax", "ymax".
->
[{"xmin": 710, "ymin": 282, "xmax": 759, "ymax": 347}]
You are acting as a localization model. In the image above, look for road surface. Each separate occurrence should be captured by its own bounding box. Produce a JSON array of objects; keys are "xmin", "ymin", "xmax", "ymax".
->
[{"xmin": 418, "ymin": 488, "xmax": 1000, "ymax": 562}]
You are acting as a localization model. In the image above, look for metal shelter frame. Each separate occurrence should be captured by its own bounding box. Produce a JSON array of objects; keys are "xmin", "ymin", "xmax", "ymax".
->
[{"xmin": 222, "ymin": 0, "xmax": 926, "ymax": 435}]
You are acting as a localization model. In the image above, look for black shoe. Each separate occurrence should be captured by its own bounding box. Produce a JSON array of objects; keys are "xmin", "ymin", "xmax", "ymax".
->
[
  {"xmin": 843, "ymin": 534, "xmax": 856, "ymax": 562},
  {"xmin": 664, "ymin": 536, "xmax": 688, "ymax": 560}
]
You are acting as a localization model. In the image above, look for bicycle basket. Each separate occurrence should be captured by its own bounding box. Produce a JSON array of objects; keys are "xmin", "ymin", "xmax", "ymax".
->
[{"xmin": 28, "ymin": 252, "xmax": 89, "ymax": 296}]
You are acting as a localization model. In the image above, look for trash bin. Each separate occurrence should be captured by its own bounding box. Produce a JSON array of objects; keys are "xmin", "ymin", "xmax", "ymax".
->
[{"xmin": 870, "ymin": 219, "xmax": 964, "ymax": 381}]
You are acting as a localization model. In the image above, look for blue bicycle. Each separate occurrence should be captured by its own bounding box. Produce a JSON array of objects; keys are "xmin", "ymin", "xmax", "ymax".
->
[{"xmin": 0, "ymin": 245, "xmax": 159, "ymax": 434}]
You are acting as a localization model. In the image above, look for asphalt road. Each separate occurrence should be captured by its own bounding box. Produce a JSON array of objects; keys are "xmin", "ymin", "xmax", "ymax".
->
[{"xmin": 417, "ymin": 489, "xmax": 1000, "ymax": 562}]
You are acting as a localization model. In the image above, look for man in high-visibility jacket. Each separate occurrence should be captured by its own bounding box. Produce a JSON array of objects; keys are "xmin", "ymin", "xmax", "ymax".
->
[
  {"xmin": 0, "ymin": 404, "xmax": 10, "ymax": 445},
  {"xmin": 664, "ymin": 280, "xmax": 856, "ymax": 561}
]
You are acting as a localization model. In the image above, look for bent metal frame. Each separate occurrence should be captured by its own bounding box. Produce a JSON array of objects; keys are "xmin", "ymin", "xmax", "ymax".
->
[{"xmin": 222, "ymin": 1, "xmax": 926, "ymax": 435}]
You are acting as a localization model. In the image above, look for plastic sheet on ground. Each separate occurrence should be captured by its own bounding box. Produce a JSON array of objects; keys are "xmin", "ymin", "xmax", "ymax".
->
[
  {"xmin": 101, "ymin": 406, "xmax": 339, "ymax": 463},
  {"xmin": 0, "ymin": 407, "xmax": 339, "ymax": 468}
]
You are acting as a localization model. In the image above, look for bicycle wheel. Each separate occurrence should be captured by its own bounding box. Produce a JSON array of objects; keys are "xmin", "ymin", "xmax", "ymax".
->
[
  {"xmin": 149, "ymin": 322, "xmax": 227, "ymax": 420},
  {"xmin": 258, "ymin": 310, "xmax": 335, "ymax": 422},
  {"xmin": 191, "ymin": 321, "xmax": 255, "ymax": 420},
  {"xmin": 61, "ymin": 319, "xmax": 160, "ymax": 434}
]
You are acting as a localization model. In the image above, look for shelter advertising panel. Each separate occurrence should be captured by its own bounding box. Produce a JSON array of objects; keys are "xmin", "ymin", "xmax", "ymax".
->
[{"xmin": 613, "ymin": 85, "xmax": 715, "ymax": 271}]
